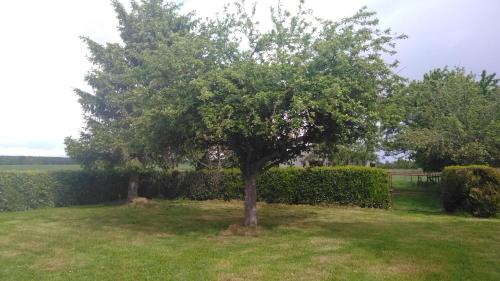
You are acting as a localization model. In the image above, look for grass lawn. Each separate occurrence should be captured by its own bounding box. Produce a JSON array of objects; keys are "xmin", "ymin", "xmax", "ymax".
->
[
  {"xmin": 391, "ymin": 174, "xmax": 442, "ymax": 214},
  {"xmin": 0, "ymin": 195, "xmax": 499, "ymax": 281}
]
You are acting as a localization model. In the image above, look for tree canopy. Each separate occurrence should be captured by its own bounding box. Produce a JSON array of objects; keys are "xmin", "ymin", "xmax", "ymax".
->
[
  {"xmin": 138, "ymin": 1, "xmax": 405, "ymax": 225},
  {"xmin": 384, "ymin": 68, "xmax": 500, "ymax": 171}
]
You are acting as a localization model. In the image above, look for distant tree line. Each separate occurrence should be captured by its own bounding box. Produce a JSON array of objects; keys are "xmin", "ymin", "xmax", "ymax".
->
[
  {"xmin": 376, "ymin": 159, "xmax": 419, "ymax": 170},
  {"xmin": 0, "ymin": 156, "xmax": 76, "ymax": 165}
]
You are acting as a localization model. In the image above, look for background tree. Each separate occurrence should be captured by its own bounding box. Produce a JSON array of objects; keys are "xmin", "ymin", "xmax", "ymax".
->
[
  {"xmin": 141, "ymin": 1, "xmax": 405, "ymax": 226},
  {"xmin": 66, "ymin": 0, "xmax": 194, "ymax": 200},
  {"xmin": 305, "ymin": 141, "xmax": 378, "ymax": 166},
  {"xmin": 384, "ymin": 68, "xmax": 500, "ymax": 171}
]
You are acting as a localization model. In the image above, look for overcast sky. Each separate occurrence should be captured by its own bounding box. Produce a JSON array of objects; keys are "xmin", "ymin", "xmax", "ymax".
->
[{"xmin": 0, "ymin": 0, "xmax": 499, "ymax": 157}]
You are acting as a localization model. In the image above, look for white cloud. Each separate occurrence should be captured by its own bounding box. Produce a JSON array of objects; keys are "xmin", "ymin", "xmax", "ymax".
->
[{"xmin": 0, "ymin": 0, "xmax": 121, "ymax": 156}]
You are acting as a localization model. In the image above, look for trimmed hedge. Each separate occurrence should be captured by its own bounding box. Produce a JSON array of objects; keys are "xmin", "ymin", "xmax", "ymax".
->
[
  {"xmin": 0, "ymin": 172, "xmax": 57, "ymax": 211},
  {"xmin": 0, "ymin": 171, "xmax": 128, "ymax": 211},
  {"xmin": 153, "ymin": 166, "xmax": 390, "ymax": 208},
  {"xmin": 146, "ymin": 169, "xmax": 242, "ymax": 201},
  {"xmin": 301, "ymin": 167, "xmax": 389, "ymax": 207},
  {"xmin": 442, "ymin": 165, "xmax": 500, "ymax": 217},
  {"xmin": 0, "ymin": 166, "xmax": 390, "ymax": 211}
]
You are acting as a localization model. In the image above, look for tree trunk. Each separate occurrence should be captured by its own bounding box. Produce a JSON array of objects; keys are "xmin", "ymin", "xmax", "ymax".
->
[
  {"xmin": 243, "ymin": 173, "xmax": 258, "ymax": 227},
  {"xmin": 216, "ymin": 145, "xmax": 222, "ymax": 171},
  {"xmin": 128, "ymin": 171, "xmax": 139, "ymax": 202}
]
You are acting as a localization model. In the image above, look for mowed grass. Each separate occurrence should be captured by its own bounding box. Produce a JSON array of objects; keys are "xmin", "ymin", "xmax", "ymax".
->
[
  {"xmin": 0, "ymin": 164, "xmax": 81, "ymax": 171},
  {"xmin": 0, "ymin": 198, "xmax": 499, "ymax": 281},
  {"xmin": 392, "ymin": 192, "xmax": 442, "ymax": 214},
  {"xmin": 391, "ymin": 173, "xmax": 443, "ymax": 214}
]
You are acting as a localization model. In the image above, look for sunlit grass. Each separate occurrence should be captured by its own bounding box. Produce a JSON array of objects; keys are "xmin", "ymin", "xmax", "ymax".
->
[{"xmin": 0, "ymin": 198, "xmax": 498, "ymax": 281}]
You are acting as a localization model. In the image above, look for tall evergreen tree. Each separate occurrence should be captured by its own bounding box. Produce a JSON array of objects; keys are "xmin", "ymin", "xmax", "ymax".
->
[{"xmin": 65, "ymin": 0, "xmax": 195, "ymax": 200}]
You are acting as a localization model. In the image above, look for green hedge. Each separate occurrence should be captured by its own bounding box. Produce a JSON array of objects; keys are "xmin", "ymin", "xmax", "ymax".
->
[
  {"xmin": 0, "ymin": 171, "xmax": 128, "ymax": 211},
  {"xmin": 0, "ymin": 166, "xmax": 390, "ymax": 211},
  {"xmin": 442, "ymin": 165, "xmax": 500, "ymax": 217},
  {"xmin": 147, "ymin": 169, "xmax": 243, "ymax": 201},
  {"xmin": 0, "ymin": 172, "xmax": 56, "ymax": 211},
  {"xmin": 292, "ymin": 167, "xmax": 390, "ymax": 208},
  {"xmin": 154, "ymin": 166, "xmax": 390, "ymax": 208}
]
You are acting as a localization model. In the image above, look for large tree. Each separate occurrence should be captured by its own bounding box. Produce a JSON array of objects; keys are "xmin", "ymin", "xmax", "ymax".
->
[
  {"xmin": 68, "ymin": 0, "xmax": 404, "ymax": 225},
  {"xmin": 384, "ymin": 68, "xmax": 500, "ymax": 171},
  {"xmin": 140, "ymin": 1, "xmax": 405, "ymax": 226}
]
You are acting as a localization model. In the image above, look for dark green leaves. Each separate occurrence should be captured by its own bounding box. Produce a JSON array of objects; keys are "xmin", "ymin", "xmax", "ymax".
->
[{"xmin": 387, "ymin": 68, "xmax": 500, "ymax": 171}]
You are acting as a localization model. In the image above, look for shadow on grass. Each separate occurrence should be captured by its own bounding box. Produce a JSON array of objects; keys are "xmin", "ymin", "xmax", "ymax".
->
[
  {"xmin": 3, "ymin": 200, "xmax": 499, "ymax": 281},
  {"xmin": 11, "ymin": 200, "xmax": 500, "ymax": 265},
  {"xmin": 49, "ymin": 196, "xmax": 494, "ymax": 243},
  {"xmin": 69, "ymin": 200, "xmax": 318, "ymax": 237}
]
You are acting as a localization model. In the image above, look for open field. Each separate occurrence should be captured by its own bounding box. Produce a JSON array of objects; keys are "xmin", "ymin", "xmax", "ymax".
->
[
  {"xmin": 0, "ymin": 195, "xmax": 498, "ymax": 281},
  {"xmin": 0, "ymin": 164, "xmax": 82, "ymax": 171},
  {"xmin": 0, "ymin": 164, "xmax": 196, "ymax": 172}
]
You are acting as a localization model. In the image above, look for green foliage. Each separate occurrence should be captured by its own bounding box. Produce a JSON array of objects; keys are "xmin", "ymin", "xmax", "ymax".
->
[
  {"xmin": 258, "ymin": 168, "xmax": 303, "ymax": 204},
  {"xmin": 0, "ymin": 171, "xmax": 127, "ymax": 211},
  {"xmin": 128, "ymin": 1, "xmax": 405, "ymax": 179},
  {"xmin": 377, "ymin": 158, "xmax": 419, "ymax": 169},
  {"xmin": 306, "ymin": 142, "xmax": 378, "ymax": 166},
  {"xmin": 67, "ymin": 0, "xmax": 404, "ymax": 224},
  {"xmin": 0, "ymin": 172, "xmax": 56, "ymax": 211},
  {"xmin": 148, "ymin": 169, "xmax": 242, "ymax": 201},
  {"xmin": 52, "ymin": 171, "xmax": 128, "ymax": 206},
  {"xmin": 385, "ymin": 68, "xmax": 500, "ymax": 171},
  {"xmin": 293, "ymin": 167, "xmax": 390, "ymax": 208},
  {"xmin": 66, "ymin": 0, "xmax": 194, "ymax": 170},
  {"xmin": 155, "ymin": 167, "xmax": 390, "ymax": 208},
  {"xmin": 468, "ymin": 183, "xmax": 500, "ymax": 218},
  {"xmin": 442, "ymin": 165, "xmax": 500, "ymax": 217},
  {"xmin": 0, "ymin": 167, "xmax": 388, "ymax": 211}
]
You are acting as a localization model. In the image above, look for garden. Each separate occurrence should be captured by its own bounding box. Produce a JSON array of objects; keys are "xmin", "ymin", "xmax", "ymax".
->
[
  {"xmin": 0, "ymin": 165, "xmax": 499, "ymax": 280},
  {"xmin": 0, "ymin": 0, "xmax": 499, "ymax": 280}
]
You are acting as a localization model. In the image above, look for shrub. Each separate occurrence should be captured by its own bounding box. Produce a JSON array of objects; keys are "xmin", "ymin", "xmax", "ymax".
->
[
  {"xmin": 152, "ymin": 169, "xmax": 242, "ymax": 200},
  {"xmin": 293, "ymin": 167, "xmax": 390, "ymax": 208},
  {"xmin": 468, "ymin": 183, "xmax": 500, "ymax": 217},
  {"xmin": 442, "ymin": 165, "xmax": 500, "ymax": 217},
  {"xmin": 258, "ymin": 167, "xmax": 303, "ymax": 204},
  {"xmin": 0, "ymin": 172, "xmax": 56, "ymax": 211},
  {"xmin": 52, "ymin": 170, "xmax": 128, "ymax": 206}
]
